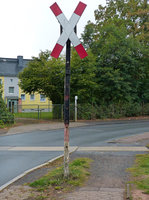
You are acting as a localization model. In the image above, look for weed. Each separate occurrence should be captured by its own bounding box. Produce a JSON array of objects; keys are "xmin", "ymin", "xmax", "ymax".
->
[
  {"xmin": 128, "ymin": 154, "xmax": 149, "ymax": 194},
  {"xmin": 29, "ymin": 157, "xmax": 92, "ymax": 198}
]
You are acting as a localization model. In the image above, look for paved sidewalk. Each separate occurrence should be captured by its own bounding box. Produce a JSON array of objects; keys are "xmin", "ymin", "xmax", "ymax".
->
[
  {"xmin": 62, "ymin": 151, "xmax": 134, "ymax": 200},
  {"xmin": 65, "ymin": 187, "xmax": 124, "ymax": 200},
  {"xmin": 6, "ymin": 122, "xmax": 88, "ymax": 135}
]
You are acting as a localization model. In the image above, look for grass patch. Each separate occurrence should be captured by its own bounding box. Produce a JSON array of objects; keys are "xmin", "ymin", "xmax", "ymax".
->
[
  {"xmin": 29, "ymin": 158, "xmax": 92, "ymax": 199},
  {"xmin": 127, "ymin": 154, "xmax": 149, "ymax": 194},
  {"xmin": 15, "ymin": 112, "xmax": 53, "ymax": 120}
]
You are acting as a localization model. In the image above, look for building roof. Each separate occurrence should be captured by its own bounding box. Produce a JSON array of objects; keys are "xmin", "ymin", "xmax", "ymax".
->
[{"xmin": 0, "ymin": 56, "xmax": 32, "ymax": 77}]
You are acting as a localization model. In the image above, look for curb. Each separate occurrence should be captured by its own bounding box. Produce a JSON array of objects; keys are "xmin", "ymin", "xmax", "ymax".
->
[{"xmin": 0, "ymin": 146, "xmax": 78, "ymax": 192}]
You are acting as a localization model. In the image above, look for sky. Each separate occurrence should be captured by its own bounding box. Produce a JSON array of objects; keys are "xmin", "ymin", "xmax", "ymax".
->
[{"xmin": 0, "ymin": 0, "xmax": 106, "ymax": 59}]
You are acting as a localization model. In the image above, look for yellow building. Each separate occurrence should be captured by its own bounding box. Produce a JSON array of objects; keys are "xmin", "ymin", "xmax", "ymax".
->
[{"xmin": 0, "ymin": 56, "xmax": 52, "ymax": 113}]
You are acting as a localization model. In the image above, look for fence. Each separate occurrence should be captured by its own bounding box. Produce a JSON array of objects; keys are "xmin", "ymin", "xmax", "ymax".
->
[
  {"xmin": 12, "ymin": 103, "xmax": 149, "ymax": 121},
  {"xmin": 15, "ymin": 104, "xmax": 53, "ymax": 120}
]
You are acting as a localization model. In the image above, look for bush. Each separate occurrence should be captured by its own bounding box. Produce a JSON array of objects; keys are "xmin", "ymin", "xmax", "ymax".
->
[
  {"xmin": 0, "ymin": 120, "xmax": 4, "ymax": 128},
  {"xmin": 52, "ymin": 104, "xmax": 63, "ymax": 120},
  {"xmin": 0, "ymin": 95, "xmax": 14, "ymax": 125},
  {"xmin": 76, "ymin": 102, "xmax": 148, "ymax": 120}
]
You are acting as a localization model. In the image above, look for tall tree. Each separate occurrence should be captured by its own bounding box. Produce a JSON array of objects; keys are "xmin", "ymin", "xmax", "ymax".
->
[
  {"xmin": 82, "ymin": 0, "xmax": 149, "ymax": 105},
  {"xmin": 19, "ymin": 51, "xmax": 65, "ymax": 104},
  {"xmin": 71, "ymin": 48, "xmax": 97, "ymax": 104},
  {"xmin": 94, "ymin": 0, "xmax": 149, "ymax": 40},
  {"xmin": 19, "ymin": 49, "xmax": 97, "ymax": 104}
]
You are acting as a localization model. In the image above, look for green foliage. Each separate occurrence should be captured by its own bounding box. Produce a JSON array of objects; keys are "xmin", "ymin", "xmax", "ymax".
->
[
  {"xmin": 0, "ymin": 84, "xmax": 14, "ymax": 125},
  {"xmin": 52, "ymin": 104, "xmax": 63, "ymax": 120},
  {"xmin": 71, "ymin": 48, "xmax": 97, "ymax": 104},
  {"xmin": 0, "ymin": 120, "xmax": 4, "ymax": 128},
  {"xmin": 94, "ymin": 0, "xmax": 149, "ymax": 42},
  {"xmin": 77, "ymin": 102, "xmax": 149, "ymax": 120},
  {"xmin": 18, "ymin": 1, "xmax": 149, "ymax": 117},
  {"xmin": 81, "ymin": 0, "xmax": 149, "ymax": 107},
  {"xmin": 19, "ymin": 49, "xmax": 98, "ymax": 105},
  {"xmin": 30, "ymin": 158, "xmax": 92, "ymax": 190},
  {"xmin": 19, "ymin": 51, "xmax": 65, "ymax": 104},
  {"xmin": 128, "ymin": 154, "xmax": 149, "ymax": 194},
  {"xmin": 15, "ymin": 112, "xmax": 52, "ymax": 120}
]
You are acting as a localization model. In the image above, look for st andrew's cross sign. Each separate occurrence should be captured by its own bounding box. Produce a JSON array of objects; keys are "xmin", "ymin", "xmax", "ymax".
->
[
  {"xmin": 50, "ymin": 1, "xmax": 88, "ymax": 59},
  {"xmin": 50, "ymin": 1, "xmax": 87, "ymax": 177}
]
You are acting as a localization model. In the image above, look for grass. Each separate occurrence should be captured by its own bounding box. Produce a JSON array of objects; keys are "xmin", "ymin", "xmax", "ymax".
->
[
  {"xmin": 15, "ymin": 112, "xmax": 53, "ymax": 120},
  {"xmin": 127, "ymin": 154, "xmax": 149, "ymax": 194},
  {"xmin": 29, "ymin": 158, "xmax": 92, "ymax": 199}
]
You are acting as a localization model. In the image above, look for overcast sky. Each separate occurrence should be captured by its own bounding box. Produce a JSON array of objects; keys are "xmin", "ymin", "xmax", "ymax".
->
[{"xmin": 0, "ymin": 0, "xmax": 106, "ymax": 59}]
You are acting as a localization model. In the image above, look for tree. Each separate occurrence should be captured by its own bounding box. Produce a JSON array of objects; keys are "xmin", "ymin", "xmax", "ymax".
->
[
  {"xmin": 19, "ymin": 1, "xmax": 148, "ymax": 107},
  {"xmin": 71, "ymin": 48, "xmax": 97, "ymax": 104},
  {"xmin": 81, "ymin": 0, "xmax": 149, "ymax": 106},
  {"xmin": 19, "ymin": 51, "xmax": 65, "ymax": 104},
  {"xmin": 19, "ymin": 49, "xmax": 97, "ymax": 105},
  {"xmin": 94, "ymin": 0, "xmax": 149, "ymax": 41}
]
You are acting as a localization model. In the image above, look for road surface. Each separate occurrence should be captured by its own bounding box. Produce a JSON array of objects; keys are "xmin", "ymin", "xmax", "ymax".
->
[{"xmin": 0, "ymin": 120, "xmax": 149, "ymax": 188}]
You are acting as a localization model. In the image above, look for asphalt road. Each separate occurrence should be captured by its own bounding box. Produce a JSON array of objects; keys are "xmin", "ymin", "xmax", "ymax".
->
[{"xmin": 0, "ymin": 120, "xmax": 149, "ymax": 188}]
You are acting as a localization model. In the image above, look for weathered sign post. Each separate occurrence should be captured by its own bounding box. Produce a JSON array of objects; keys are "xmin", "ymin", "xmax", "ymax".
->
[{"xmin": 50, "ymin": 1, "xmax": 88, "ymax": 177}]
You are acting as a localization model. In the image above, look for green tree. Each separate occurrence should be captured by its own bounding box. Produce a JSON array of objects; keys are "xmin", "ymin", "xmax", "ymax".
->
[
  {"xmin": 81, "ymin": 0, "xmax": 149, "ymax": 106},
  {"xmin": 94, "ymin": 0, "xmax": 149, "ymax": 41},
  {"xmin": 19, "ymin": 49, "xmax": 97, "ymax": 105},
  {"xmin": 0, "ymin": 84, "xmax": 14, "ymax": 125},
  {"xmin": 19, "ymin": 51, "xmax": 65, "ymax": 104},
  {"xmin": 71, "ymin": 48, "xmax": 97, "ymax": 104}
]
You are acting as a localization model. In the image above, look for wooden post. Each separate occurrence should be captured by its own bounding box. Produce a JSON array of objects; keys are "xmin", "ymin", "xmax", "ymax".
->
[{"xmin": 64, "ymin": 39, "xmax": 71, "ymax": 178}]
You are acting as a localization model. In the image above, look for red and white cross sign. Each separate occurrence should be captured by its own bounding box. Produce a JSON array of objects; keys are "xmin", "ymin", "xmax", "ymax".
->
[{"xmin": 50, "ymin": 1, "xmax": 88, "ymax": 59}]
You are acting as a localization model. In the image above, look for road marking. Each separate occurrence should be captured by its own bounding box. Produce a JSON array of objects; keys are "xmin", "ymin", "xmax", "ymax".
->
[
  {"xmin": 0, "ymin": 146, "xmax": 149, "ymax": 152},
  {"xmin": 0, "ymin": 147, "xmax": 12, "ymax": 151},
  {"xmin": 0, "ymin": 146, "xmax": 77, "ymax": 152},
  {"xmin": 77, "ymin": 146, "xmax": 149, "ymax": 152}
]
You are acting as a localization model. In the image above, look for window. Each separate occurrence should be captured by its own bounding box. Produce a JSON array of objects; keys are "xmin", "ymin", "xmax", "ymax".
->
[
  {"xmin": 21, "ymin": 94, "xmax": 25, "ymax": 100},
  {"xmin": 30, "ymin": 94, "xmax": 35, "ymax": 101},
  {"xmin": 0, "ymin": 79, "xmax": 2, "ymax": 85},
  {"xmin": 40, "ymin": 94, "xmax": 46, "ymax": 102},
  {"xmin": 9, "ymin": 87, "xmax": 14, "ymax": 93},
  {"xmin": 10, "ymin": 79, "xmax": 13, "ymax": 82}
]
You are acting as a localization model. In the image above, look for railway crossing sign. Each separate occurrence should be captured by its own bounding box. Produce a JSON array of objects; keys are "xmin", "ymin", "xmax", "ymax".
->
[
  {"xmin": 50, "ymin": 1, "xmax": 88, "ymax": 59},
  {"xmin": 50, "ymin": 1, "xmax": 87, "ymax": 178}
]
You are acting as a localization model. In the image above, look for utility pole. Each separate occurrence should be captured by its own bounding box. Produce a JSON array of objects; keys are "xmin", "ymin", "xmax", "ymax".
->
[{"xmin": 64, "ymin": 39, "xmax": 71, "ymax": 177}]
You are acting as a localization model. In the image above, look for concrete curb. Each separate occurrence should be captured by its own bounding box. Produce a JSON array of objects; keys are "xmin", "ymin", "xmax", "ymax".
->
[{"xmin": 0, "ymin": 146, "xmax": 78, "ymax": 192}]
